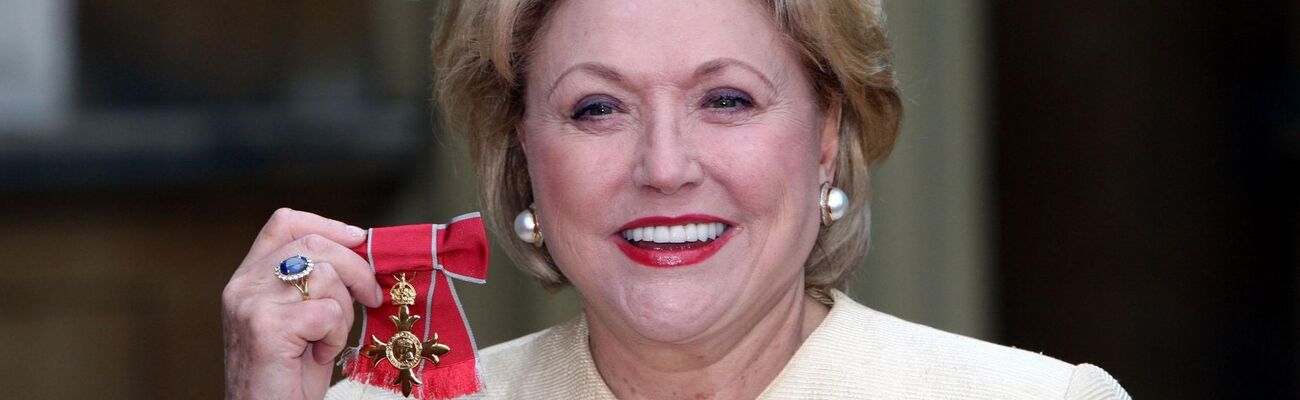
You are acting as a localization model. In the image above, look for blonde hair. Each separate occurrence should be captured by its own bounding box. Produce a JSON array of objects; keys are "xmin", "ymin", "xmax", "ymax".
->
[{"xmin": 433, "ymin": 0, "xmax": 902, "ymax": 298}]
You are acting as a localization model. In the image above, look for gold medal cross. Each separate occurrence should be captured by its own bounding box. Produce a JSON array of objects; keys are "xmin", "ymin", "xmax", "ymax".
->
[{"xmin": 361, "ymin": 273, "xmax": 452, "ymax": 397}]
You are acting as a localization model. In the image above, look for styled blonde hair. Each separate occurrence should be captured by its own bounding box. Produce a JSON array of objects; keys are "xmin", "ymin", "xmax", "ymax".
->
[{"xmin": 433, "ymin": 0, "xmax": 902, "ymax": 299}]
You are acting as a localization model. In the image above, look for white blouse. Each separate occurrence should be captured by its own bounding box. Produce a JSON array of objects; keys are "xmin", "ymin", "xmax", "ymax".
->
[{"xmin": 327, "ymin": 290, "xmax": 1130, "ymax": 399}]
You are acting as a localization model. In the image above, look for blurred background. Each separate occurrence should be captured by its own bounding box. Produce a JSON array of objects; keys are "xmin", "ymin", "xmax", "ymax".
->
[{"xmin": 0, "ymin": 0, "xmax": 1295, "ymax": 398}]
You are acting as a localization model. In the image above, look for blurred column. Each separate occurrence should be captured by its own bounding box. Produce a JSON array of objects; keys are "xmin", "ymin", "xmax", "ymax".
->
[
  {"xmin": 852, "ymin": 0, "xmax": 993, "ymax": 339},
  {"xmin": 0, "ymin": 0, "xmax": 73, "ymax": 134}
]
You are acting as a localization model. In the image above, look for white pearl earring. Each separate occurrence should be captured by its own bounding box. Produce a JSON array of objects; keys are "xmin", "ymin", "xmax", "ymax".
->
[
  {"xmin": 514, "ymin": 203, "xmax": 543, "ymax": 247},
  {"xmin": 820, "ymin": 182, "xmax": 848, "ymax": 226}
]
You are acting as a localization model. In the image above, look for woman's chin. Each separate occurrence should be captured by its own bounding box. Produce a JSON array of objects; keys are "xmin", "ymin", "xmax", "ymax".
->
[{"xmin": 611, "ymin": 282, "xmax": 737, "ymax": 343}]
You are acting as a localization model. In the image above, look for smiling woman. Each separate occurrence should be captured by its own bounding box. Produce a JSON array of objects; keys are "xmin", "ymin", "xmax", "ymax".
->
[
  {"xmin": 221, "ymin": 0, "xmax": 1131, "ymax": 399},
  {"xmin": 444, "ymin": 0, "xmax": 899, "ymax": 303},
  {"xmin": 516, "ymin": 1, "xmax": 842, "ymax": 362}
]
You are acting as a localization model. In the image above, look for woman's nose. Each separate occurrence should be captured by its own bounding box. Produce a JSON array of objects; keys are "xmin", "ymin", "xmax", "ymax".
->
[{"xmin": 633, "ymin": 113, "xmax": 703, "ymax": 195}]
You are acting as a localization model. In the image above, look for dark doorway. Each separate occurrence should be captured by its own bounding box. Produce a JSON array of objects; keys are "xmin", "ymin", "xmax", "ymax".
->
[{"xmin": 992, "ymin": 1, "xmax": 1299, "ymax": 398}]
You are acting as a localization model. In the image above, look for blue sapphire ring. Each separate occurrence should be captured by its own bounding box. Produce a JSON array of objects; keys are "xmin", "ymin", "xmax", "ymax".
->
[{"xmin": 276, "ymin": 255, "xmax": 314, "ymax": 299}]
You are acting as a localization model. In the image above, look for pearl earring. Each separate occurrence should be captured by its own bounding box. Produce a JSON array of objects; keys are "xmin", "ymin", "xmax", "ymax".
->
[
  {"xmin": 514, "ymin": 203, "xmax": 543, "ymax": 247},
  {"xmin": 820, "ymin": 182, "xmax": 848, "ymax": 226}
]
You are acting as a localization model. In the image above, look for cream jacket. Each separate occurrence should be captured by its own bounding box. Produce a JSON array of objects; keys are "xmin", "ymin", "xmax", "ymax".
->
[{"xmin": 327, "ymin": 290, "xmax": 1130, "ymax": 399}]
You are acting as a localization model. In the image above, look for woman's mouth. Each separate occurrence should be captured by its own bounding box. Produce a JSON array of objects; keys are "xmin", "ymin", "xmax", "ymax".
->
[{"xmin": 614, "ymin": 216, "xmax": 734, "ymax": 268}]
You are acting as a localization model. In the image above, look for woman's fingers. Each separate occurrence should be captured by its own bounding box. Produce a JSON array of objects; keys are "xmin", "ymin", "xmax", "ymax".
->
[
  {"xmin": 277, "ymin": 298, "xmax": 352, "ymax": 365},
  {"xmin": 280, "ymin": 299, "xmax": 352, "ymax": 400},
  {"xmin": 269, "ymin": 233, "xmax": 383, "ymax": 308},
  {"xmin": 246, "ymin": 208, "xmax": 367, "ymax": 263},
  {"xmin": 223, "ymin": 209, "xmax": 378, "ymax": 400}
]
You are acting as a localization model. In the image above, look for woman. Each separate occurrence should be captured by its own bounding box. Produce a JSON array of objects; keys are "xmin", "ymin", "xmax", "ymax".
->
[{"xmin": 223, "ymin": 0, "xmax": 1131, "ymax": 398}]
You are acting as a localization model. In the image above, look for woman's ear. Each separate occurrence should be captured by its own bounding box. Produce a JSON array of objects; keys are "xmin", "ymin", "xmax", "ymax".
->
[{"xmin": 818, "ymin": 97, "xmax": 843, "ymax": 183}]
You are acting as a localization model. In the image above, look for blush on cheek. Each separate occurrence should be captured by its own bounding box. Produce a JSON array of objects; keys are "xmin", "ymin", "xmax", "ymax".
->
[
  {"xmin": 704, "ymin": 127, "xmax": 822, "ymax": 215},
  {"xmin": 524, "ymin": 118, "xmax": 640, "ymax": 248}
]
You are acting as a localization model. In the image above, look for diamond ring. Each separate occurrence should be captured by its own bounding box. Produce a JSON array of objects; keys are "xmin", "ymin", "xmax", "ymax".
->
[{"xmin": 276, "ymin": 255, "xmax": 314, "ymax": 299}]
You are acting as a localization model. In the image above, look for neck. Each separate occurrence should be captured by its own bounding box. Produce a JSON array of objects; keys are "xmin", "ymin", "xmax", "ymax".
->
[{"xmin": 586, "ymin": 287, "xmax": 831, "ymax": 399}]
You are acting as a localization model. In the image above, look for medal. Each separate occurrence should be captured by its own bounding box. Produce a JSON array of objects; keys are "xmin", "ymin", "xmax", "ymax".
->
[
  {"xmin": 342, "ymin": 213, "xmax": 489, "ymax": 399},
  {"xmin": 362, "ymin": 273, "xmax": 453, "ymax": 396}
]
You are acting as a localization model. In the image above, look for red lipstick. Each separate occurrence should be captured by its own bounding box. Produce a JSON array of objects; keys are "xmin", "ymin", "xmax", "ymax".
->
[{"xmin": 614, "ymin": 214, "xmax": 735, "ymax": 268}]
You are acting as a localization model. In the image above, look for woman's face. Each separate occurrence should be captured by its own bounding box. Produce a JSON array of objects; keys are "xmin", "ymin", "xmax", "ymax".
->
[{"xmin": 521, "ymin": 0, "xmax": 838, "ymax": 343}]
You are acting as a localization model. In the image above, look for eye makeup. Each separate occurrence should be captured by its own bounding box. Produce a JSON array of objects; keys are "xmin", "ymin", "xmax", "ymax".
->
[
  {"xmin": 701, "ymin": 88, "xmax": 755, "ymax": 110},
  {"xmin": 570, "ymin": 95, "xmax": 623, "ymax": 120}
]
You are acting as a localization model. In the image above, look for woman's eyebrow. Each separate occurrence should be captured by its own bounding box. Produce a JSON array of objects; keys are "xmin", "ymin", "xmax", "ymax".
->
[
  {"xmin": 545, "ymin": 58, "xmax": 776, "ymax": 101},
  {"xmin": 546, "ymin": 62, "xmax": 626, "ymax": 101},
  {"xmin": 694, "ymin": 58, "xmax": 778, "ymax": 93}
]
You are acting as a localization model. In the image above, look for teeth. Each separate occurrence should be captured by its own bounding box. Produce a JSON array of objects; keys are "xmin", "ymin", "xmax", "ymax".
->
[
  {"xmin": 669, "ymin": 226, "xmax": 686, "ymax": 243},
  {"xmin": 623, "ymin": 222, "xmax": 726, "ymax": 244}
]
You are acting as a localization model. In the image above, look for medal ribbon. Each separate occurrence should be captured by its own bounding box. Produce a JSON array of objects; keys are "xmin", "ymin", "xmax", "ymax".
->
[{"xmin": 343, "ymin": 212, "xmax": 488, "ymax": 399}]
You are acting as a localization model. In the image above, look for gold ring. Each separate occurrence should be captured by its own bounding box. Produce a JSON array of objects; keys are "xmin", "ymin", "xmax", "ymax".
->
[
  {"xmin": 276, "ymin": 255, "xmax": 315, "ymax": 300},
  {"xmin": 291, "ymin": 278, "xmax": 310, "ymax": 300}
]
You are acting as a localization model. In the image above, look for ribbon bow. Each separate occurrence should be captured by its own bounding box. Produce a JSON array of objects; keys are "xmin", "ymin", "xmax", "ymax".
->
[{"xmin": 343, "ymin": 212, "xmax": 488, "ymax": 399}]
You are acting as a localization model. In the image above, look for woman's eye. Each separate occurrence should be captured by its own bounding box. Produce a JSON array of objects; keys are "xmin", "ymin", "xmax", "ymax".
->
[
  {"xmin": 704, "ymin": 90, "xmax": 754, "ymax": 110},
  {"xmin": 571, "ymin": 100, "xmax": 619, "ymax": 120}
]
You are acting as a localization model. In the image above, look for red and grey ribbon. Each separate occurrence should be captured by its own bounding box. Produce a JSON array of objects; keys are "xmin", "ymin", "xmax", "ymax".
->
[{"xmin": 343, "ymin": 212, "xmax": 488, "ymax": 399}]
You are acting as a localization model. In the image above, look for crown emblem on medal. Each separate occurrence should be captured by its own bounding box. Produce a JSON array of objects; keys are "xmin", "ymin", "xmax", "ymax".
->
[{"xmin": 390, "ymin": 273, "xmax": 417, "ymax": 306}]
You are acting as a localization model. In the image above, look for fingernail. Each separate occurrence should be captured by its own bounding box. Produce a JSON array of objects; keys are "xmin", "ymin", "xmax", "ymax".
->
[
  {"xmin": 347, "ymin": 225, "xmax": 366, "ymax": 238},
  {"xmin": 375, "ymin": 290, "xmax": 385, "ymax": 305}
]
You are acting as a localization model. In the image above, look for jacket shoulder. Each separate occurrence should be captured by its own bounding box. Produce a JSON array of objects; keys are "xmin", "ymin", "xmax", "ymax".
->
[
  {"xmin": 762, "ymin": 293, "xmax": 1129, "ymax": 399},
  {"xmin": 474, "ymin": 325, "xmax": 554, "ymax": 394},
  {"xmin": 1065, "ymin": 364, "xmax": 1132, "ymax": 400},
  {"xmin": 472, "ymin": 315, "xmax": 612, "ymax": 399}
]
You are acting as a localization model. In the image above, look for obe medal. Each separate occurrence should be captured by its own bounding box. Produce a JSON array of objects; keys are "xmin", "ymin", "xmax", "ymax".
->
[
  {"xmin": 361, "ymin": 273, "xmax": 452, "ymax": 397},
  {"xmin": 342, "ymin": 217, "xmax": 489, "ymax": 399}
]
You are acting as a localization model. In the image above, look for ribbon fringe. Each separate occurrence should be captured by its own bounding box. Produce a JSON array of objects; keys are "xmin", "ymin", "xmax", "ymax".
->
[
  {"xmin": 416, "ymin": 360, "xmax": 482, "ymax": 399},
  {"xmin": 342, "ymin": 349, "xmax": 482, "ymax": 400}
]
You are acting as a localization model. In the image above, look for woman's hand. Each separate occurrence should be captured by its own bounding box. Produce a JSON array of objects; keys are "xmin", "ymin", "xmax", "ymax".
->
[{"xmin": 222, "ymin": 208, "xmax": 384, "ymax": 400}]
